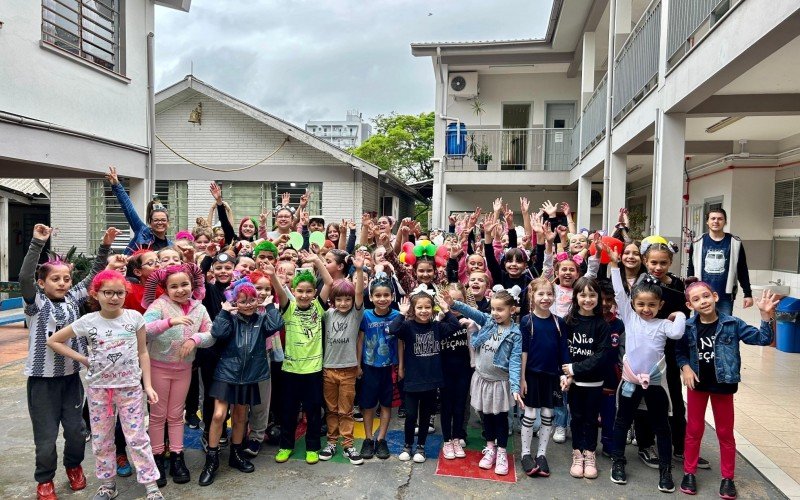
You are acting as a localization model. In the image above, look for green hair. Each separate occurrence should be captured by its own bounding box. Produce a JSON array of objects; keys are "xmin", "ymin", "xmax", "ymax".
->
[
  {"xmin": 291, "ymin": 270, "xmax": 316, "ymax": 289},
  {"xmin": 253, "ymin": 240, "xmax": 278, "ymax": 257}
]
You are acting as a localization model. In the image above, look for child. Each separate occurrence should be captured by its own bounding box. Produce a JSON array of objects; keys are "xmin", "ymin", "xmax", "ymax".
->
[
  {"xmin": 607, "ymin": 246, "xmax": 686, "ymax": 493},
  {"xmin": 142, "ymin": 263, "xmax": 213, "ymax": 486},
  {"xmin": 198, "ymin": 276, "xmax": 284, "ymax": 486},
  {"xmin": 319, "ymin": 252, "xmax": 367, "ymax": 464},
  {"xmin": 561, "ymin": 277, "xmax": 611, "ymax": 480},
  {"xmin": 518, "ymin": 277, "xmax": 571, "ymax": 478},
  {"xmin": 253, "ymin": 240, "xmax": 279, "ymax": 269},
  {"xmin": 447, "ymin": 289, "xmax": 523, "ymax": 476},
  {"xmin": 439, "ymin": 283, "xmax": 479, "ymax": 460},
  {"xmin": 467, "ymin": 271, "xmax": 491, "ymax": 312},
  {"xmin": 47, "ymin": 271, "xmax": 163, "ymax": 500},
  {"xmin": 271, "ymin": 251, "xmax": 333, "ymax": 464},
  {"xmin": 357, "ymin": 273, "xmax": 401, "ymax": 460},
  {"xmin": 677, "ymin": 284, "xmax": 778, "ymax": 499},
  {"xmin": 391, "ymin": 289, "xmax": 461, "ymax": 463},
  {"xmin": 21, "ymin": 224, "xmax": 114, "ymax": 500},
  {"xmin": 124, "ymin": 248, "xmax": 161, "ymax": 313},
  {"xmin": 157, "ymin": 246, "xmax": 183, "ymax": 267},
  {"xmin": 598, "ymin": 280, "xmax": 625, "ymax": 458}
]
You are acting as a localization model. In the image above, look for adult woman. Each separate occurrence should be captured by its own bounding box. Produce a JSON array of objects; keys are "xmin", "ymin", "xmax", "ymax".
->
[{"xmin": 106, "ymin": 166, "xmax": 172, "ymax": 255}]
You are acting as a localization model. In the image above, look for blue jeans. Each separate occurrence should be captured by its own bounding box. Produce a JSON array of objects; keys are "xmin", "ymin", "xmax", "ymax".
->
[
  {"xmin": 716, "ymin": 296, "xmax": 734, "ymax": 316},
  {"xmin": 554, "ymin": 392, "xmax": 569, "ymax": 428}
]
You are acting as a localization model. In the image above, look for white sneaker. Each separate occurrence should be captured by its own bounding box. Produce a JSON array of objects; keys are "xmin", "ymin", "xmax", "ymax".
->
[
  {"xmin": 458, "ymin": 438, "xmax": 467, "ymax": 448},
  {"xmin": 479, "ymin": 446, "xmax": 496, "ymax": 469},
  {"xmin": 553, "ymin": 426, "xmax": 567, "ymax": 443},
  {"xmin": 442, "ymin": 440, "xmax": 455, "ymax": 459},
  {"xmin": 452, "ymin": 439, "xmax": 466, "ymax": 458},
  {"xmin": 398, "ymin": 446, "xmax": 412, "ymax": 461},
  {"xmin": 412, "ymin": 446, "xmax": 426, "ymax": 463}
]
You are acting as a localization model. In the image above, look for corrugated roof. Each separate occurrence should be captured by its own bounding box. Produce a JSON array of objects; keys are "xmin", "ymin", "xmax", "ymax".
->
[
  {"xmin": 410, "ymin": 37, "xmax": 545, "ymax": 46},
  {"xmin": 0, "ymin": 178, "xmax": 50, "ymax": 197}
]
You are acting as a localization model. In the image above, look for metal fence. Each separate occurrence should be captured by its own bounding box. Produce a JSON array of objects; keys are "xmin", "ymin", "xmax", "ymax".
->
[
  {"xmin": 580, "ymin": 76, "xmax": 607, "ymax": 155},
  {"xmin": 444, "ymin": 128, "xmax": 574, "ymax": 172},
  {"xmin": 667, "ymin": 0, "xmax": 736, "ymax": 70},
  {"xmin": 570, "ymin": 118, "xmax": 581, "ymax": 166},
  {"xmin": 613, "ymin": 0, "xmax": 661, "ymax": 120}
]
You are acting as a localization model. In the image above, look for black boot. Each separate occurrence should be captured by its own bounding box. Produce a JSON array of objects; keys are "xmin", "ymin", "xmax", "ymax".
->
[
  {"xmin": 154, "ymin": 453, "xmax": 167, "ymax": 488},
  {"xmin": 229, "ymin": 443, "xmax": 255, "ymax": 473},
  {"xmin": 198, "ymin": 447, "xmax": 220, "ymax": 486},
  {"xmin": 169, "ymin": 451, "xmax": 191, "ymax": 484}
]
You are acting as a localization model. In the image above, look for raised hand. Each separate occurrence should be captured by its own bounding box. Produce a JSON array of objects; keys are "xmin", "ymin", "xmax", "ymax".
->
[
  {"xmin": 377, "ymin": 232, "xmax": 391, "ymax": 249},
  {"xmin": 757, "ymin": 290, "xmax": 780, "ymax": 318},
  {"xmin": 299, "ymin": 191, "xmax": 310, "ymax": 208},
  {"xmin": 33, "ymin": 224, "xmax": 52, "ymax": 241},
  {"xmin": 543, "ymin": 222, "xmax": 556, "ymax": 243},
  {"xmin": 209, "ymin": 182, "xmax": 223, "ymax": 203},
  {"xmin": 435, "ymin": 291, "xmax": 450, "ymax": 312},
  {"xmin": 556, "ymin": 225, "xmax": 568, "ymax": 242},
  {"xmin": 449, "ymin": 243, "xmax": 462, "ymax": 260},
  {"xmin": 448, "ymin": 213, "xmax": 457, "ymax": 226},
  {"xmin": 281, "ymin": 192, "xmax": 291, "ymax": 206},
  {"xmin": 205, "ymin": 242, "xmax": 219, "ymax": 257},
  {"xmin": 519, "ymin": 196, "xmax": 530, "ymax": 214},
  {"xmin": 530, "ymin": 212, "xmax": 544, "ymax": 235},
  {"xmin": 102, "ymin": 227, "xmax": 121, "ymax": 246},
  {"xmin": 492, "ymin": 197, "xmax": 503, "ymax": 214},
  {"xmin": 504, "ymin": 208, "xmax": 514, "ymax": 229},
  {"xmin": 221, "ymin": 301, "xmax": 238, "ymax": 314},
  {"xmin": 561, "ymin": 202, "xmax": 571, "ymax": 218},
  {"xmin": 398, "ymin": 296, "xmax": 410, "ymax": 316},
  {"xmin": 105, "ymin": 166, "xmax": 120, "ymax": 185},
  {"xmin": 541, "ymin": 200, "xmax": 557, "ymax": 218},
  {"xmin": 353, "ymin": 251, "xmax": 366, "ymax": 269}
]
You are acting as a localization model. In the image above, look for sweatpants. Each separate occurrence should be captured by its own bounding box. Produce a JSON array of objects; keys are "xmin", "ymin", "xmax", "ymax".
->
[
  {"xmin": 149, "ymin": 363, "xmax": 191, "ymax": 454},
  {"xmin": 568, "ymin": 385, "xmax": 604, "ymax": 452},
  {"xmin": 481, "ymin": 412, "xmax": 509, "ymax": 448},
  {"xmin": 279, "ymin": 371, "xmax": 323, "ymax": 452},
  {"xmin": 685, "ymin": 389, "xmax": 736, "ymax": 479},
  {"xmin": 248, "ymin": 378, "xmax": 272, "ymax": 442},
  {"xmin": 599, "ymin": 391, "xmax": 617, "ymax": 454},
  {"xmin": 612, "ymin": 384, "xmax": 672, "ymax": 467},
  {"xmin": 440, "ymin": 365, "xmax": 472, "ymax": 441},
  {"xmin": 87, "ymin": 386, "xmax": 159, "ymax": 484},
  {"xmin": 27, "ymin": 374, "xmax": 86, "ymax": 483},
  {"xmin": 404, "ymin": 390, "xmax": 437, "ymax": 447}
]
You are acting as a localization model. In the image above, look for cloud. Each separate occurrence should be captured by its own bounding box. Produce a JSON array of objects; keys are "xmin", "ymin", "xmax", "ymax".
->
[{"xmin": 155, "ymin": 0, "xmax": 552, "ymax": 125}]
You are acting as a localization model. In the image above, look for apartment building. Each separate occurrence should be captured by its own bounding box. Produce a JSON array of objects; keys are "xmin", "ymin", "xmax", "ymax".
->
[{"xmin": 306, "ymin": 110, "xmax": 372, "ymax": 149}]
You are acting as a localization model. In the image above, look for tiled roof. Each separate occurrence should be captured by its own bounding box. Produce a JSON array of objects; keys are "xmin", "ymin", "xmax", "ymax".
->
[{"xmin": 0, "ymin": 178, "xmax": 50, "ymax": 197}]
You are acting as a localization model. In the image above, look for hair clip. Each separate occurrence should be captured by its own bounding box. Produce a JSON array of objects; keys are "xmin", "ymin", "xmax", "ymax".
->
[
  {"xmin": 492, "ymin": 284, "xmax": 522, "ymax": 302},
  {"xmin": 641, "ymin": 274, "xmax": 660, "ymax": 285},
  {"xmin": 410, "ymin": 284, "xmax": 435, "ymax": 297}
]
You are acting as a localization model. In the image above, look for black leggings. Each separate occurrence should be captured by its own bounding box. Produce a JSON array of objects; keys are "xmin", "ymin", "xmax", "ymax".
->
[
  {"xmin": 279, "ymin": 371, "xmax": 323, "ymax": 452},
  {"xmin": 612, "ymin": 384, "xmax": 672, "ymax": 467},
  {"xmin": 440, "ymin": 366, "xmax": 472, "ymax": 441},
  {"xmin": 404, "ymin": 390, "xmax": 437, "ymax": 446},
  {"xmin": 635, "ymin": 344, "xmax": 686, "ymax": 455},
  {"xmin": 481, "ymin": 412, "xmax": 509, "ymax": 448},
  {"xmin": 568, "ymin": 385, "xmax": 604, "ymax": 452}
]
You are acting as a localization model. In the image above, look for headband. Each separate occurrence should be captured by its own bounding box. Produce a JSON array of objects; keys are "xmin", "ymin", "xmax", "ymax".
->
[
  {"xmin": 212, "ymin": 252, "xmax": 236, "ymax": 265},
  {"xmin": 492, "ymin": 284, "xmax": 522, "ymax": 302},
  {"xmin": 555, "ymin": 252, "xmax": 584, "ymax": 266},
  {"xmin": 274, "ymin": 205, "xmax": 296, "ymax": 215},
  {"xmin": 410, "ymin": 284, "xmax": 435, "ymax": 297},
  {"xmin": 640, "ymin": 239, "xmax": 679, "ymax": 256}
]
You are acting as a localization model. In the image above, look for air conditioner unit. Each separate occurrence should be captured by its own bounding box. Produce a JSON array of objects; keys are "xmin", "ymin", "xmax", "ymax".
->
[{"xmin": 448, "ymin": 72, "xmax": 478, "ymax": 99}]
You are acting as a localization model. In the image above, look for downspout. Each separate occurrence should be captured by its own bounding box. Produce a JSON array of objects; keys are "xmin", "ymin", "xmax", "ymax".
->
[
  {"xmin": 437, "ymin": 46, "xmax": 447, "ymax": 229},
  {"xmin": 146, "ymin": 32, "xmax": 156, "ymax": 199},
  {"xmin": 602, "ymin": 0, "xmax": 616, "ymax": 230}
]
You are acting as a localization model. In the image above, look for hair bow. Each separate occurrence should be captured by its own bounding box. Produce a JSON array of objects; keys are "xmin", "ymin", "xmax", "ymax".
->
[
  {"xmin": 640, "ymin": 273, "xmax": 660, "ymax": 285},
  {"xmin": 492, "ymin": 284, "xmax": 522, "ymax": 302},
  {"xmin": 555, "ymin": 252, "xmax": 583, "ymax": 266},
  {"xmin": 410, "ymin": 284, "xmax": 435, "ymax": 297}
]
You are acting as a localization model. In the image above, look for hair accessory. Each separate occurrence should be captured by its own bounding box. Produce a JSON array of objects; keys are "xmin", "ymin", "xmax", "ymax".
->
[
  {"xmin": 175, "ymin": 231, "xmax": 194, "ymax": 242},
  {"xmin": 641, "ymin": 273, "xmax": 660, "ymax": 285},
  {"xmin": 274, "ymin": 204, "xmax": 296, "ymax": 215},
  {"xmin": 369, "ymin": 272, "xmax": 392, "ymax": 292},
  {"xmin": 212, "ymin": 252, "xmax": 235, "ymax": 264},
  {"xmin": 640, "ymin": 235, "xmax": 670, "ymax": 255},
  {"xmin": 410, "ymin": 284, "xmax": 435, "ymax": 297},
  {"xmin": 225, "ymin": 276, "xmax": 256, "ymax": 303},
  {"xmin": 492, "ymin": 284, "xmax": 522, "ymax": 302},
  {"xmin": 555, "ymin": 252, "xmax": 583, "ymax": 266},
  {"xmin": 151, "ymin": 203, "xmax": 167, "ymax": 213}
]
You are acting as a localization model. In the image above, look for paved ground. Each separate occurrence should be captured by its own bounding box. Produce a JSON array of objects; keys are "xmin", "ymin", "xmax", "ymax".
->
[{"xmin": 0, "ymin": 355, "xmax": 784, "ymax": 500}]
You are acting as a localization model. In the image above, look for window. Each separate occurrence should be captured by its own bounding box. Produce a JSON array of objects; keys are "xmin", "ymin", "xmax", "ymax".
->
[
  {"xmin": 42, "ymin": 0, "xmax": 122, "ymax": 73},
  {"xmin": 774, "ymin": 179, "xmax": 800, "ymax": 217},
  {"xmin": 216, "ymin": 182, "xmax": 322, "ymax": 228},
  {"xmin": 381, "ymin": 196, "xmax": 398, "ymax": 220},
  {"xmin": 154, "ymin": 180, "xmax": 188, "ymax": 240}
]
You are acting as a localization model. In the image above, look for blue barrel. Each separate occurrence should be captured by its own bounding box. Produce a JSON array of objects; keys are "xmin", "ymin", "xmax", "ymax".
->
[
  {"xmin": 446, "ymin": 122, "xmax": 467, "ymax": 156},
  {"xmin": 776, "ymin": 297, "xmax": 800, "ymax": 353}
]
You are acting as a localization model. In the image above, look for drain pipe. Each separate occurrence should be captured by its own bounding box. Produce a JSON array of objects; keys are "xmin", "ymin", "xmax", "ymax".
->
[
  {"xmin": 146, "ymin": 32, "xmax": 156, "ymax": 199},
  {"xmin": 602, "ymin": 0, "xmax": 616, "ymax": 230},
  {"xmin": 436, "ymin": 46, "xmax": 448, "ymax": 229}
]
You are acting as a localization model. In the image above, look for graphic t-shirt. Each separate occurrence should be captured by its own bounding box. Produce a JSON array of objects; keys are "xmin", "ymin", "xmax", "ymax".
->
[
  {"xmin": 360, "ymin": 309, "xmax": 400, "ymax": 367},
  {"xmin": 701, "ymin": 234, "xmax": 732, "ymax": 300},
  {"xmin": 72, "ymin": 310, "xmax": 145, "ymax": 388},
  {"xmin": 282, "ymin": 299, "xmax": 324, "ymax": 374},
  {"xmin": 475, "ymin": 329, "xmax": 508, "ymax": 381},
  {"xmin": 695, "ymin": 319, "xmax": 737, "ymax": 394},
  {"xmin": 323, "ymin": 306, "xmax": 364, "ymax": 369}
]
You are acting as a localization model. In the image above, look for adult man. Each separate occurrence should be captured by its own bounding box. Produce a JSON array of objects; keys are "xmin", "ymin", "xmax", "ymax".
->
[{"xmin": 687, "ymin": 208, "xmax": 753, "ymax": 316}]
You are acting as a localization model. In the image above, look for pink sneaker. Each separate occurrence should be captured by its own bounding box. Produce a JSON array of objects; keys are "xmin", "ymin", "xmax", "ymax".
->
[
  {"xmin": 479, "ymin": 446, "xmax": 496, "ymax": 469},
  {"xmin": 583, "ymin": 450, "xmax": 598, "ymax": 479},
  {"xmin": 452, "ymin": 439, "xmax": 466, "ymax": 458},
  {"xmin": 570, "ymin": 449, "xmax": 585, "ymax": 478},
  {"xmin": 495, "ymin": 448, "xmax": 509, "ymax": 476},
  {"xmin": 442, "ymin": 440, "xmax": 455, "ymax": 460}
]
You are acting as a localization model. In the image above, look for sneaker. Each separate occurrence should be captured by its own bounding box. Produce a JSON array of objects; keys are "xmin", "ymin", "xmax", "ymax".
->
[
  {"xmin": 275, "ymin": 448, "xmax": 293, "ymax": 463},
  {"xmin": 639, "ymin": 446, "xmax": 660, "ymax": 469},
  {"xmin": 452, "ymin": 439, "xmax": 466, "ymax": 458},
  {"xmin": 458, "ymin": 438, "xmax": 467, "ymax": 448},
  {"xmin": 353, "ymin": 408, "xmax": 364, "ymax": 422},
  {"xmin": 398, "ymin": 445, "xmax": 412, "ymax": 461},
  {"xmin": 719, "ymin": 478, "xmax": 737, "ymax": 499},
  {"xmin": 306, "ymin": 451, "xmax": 319, "ymax": 465},
  {"xmin": 626, "ymin": 428, "xmax": 634, "ymax": 445},
  {"xmin": 494, "ymin": 448, "xmax": 508, "ymax": 475},
  {"xmin": 479, "ymin": 446, "xmax": 496, "ymax": 469},
  {"xmin": 375, "ymin": 439, "xmax": 391, "ymax": 460},
  {"xmin": 185, "ymin": 412, "xmax": 201, "ymax": 429},
  {"xmin": 36, "ymin": 481, "xmax": 57, "ymax": 500},
  {"xmin": 442, "ymin": 440, "xmax": 455, "ymax": 460},
  {"xmin": 570, "ymin": 449, "xmax": 585, "ymax": 478},
  {"xmin": 535, "ymin": 455, "xmax": 551, "ymax": 477},
  {"xmin": 521, "ymin": 454, "xmax": 538, "ymax": 476},
  {"xmin": 319, "ymin": 443, "xmax": 336, "ymax": 461},
  {"xmin": 697, "ymin": 456, "xmax": 711, "ymax": 470},
  {"xmin": 66, "ymin": 465, "xmax": 87, "ymax": 491},
  {"xmin": 146, "ymin": 491, "xmax": 164, "ymax": 500},
  {"xmin": 611, "ymin": 459, "xmax": 627, "ymax": 484},
  {"xmin": 680, "ymin": 473, "xmax": 698, "ymax": 495},
  {"xmin": 583, "ymin": 450, "xmax": 598, "ymax": 479},
  {"xmin": 360, "ymin": 438, "xmax": 375, "ymax": 460},
  {"xmin": 428, "ymin": 415, "xmax": 436, "ymax": 434},
  {"xmin": 343, "ymin": 446, "xmax": 364, "ymax": 465},
  {"xmin": 659, "ymin": 465, "xmax": 675, "ymax": 493},
  {"xmin": 413, "ymin": 445, "xmax": 426, "ymax": 463},
  {"xmin": 398, "ymin": 406, "xmax": 407, "ymax": 419},
  {"xmin": 553, "ymin": 426, "xmax": 567, "ymax": 444},
  {"xmin": 92, "ymin": 484, "xmax": 118, "ymax": 500},
  {"xmin": 116, "ymin": 454, "xmax": 133, "ymax": 477},
  {"xmin": 242, "ymin": 438, "xmax": 261, "ymax": 458}
]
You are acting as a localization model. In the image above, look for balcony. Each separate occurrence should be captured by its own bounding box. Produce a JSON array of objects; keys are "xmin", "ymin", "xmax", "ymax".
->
[{"xmin": 443, "ymin": 128, "xmax": 575, "ymax": 172}]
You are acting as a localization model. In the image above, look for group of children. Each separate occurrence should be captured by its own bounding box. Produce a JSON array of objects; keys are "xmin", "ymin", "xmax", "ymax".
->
[{"xmin": 21, "ymin": 171, "xmax": 779, "ymax": 499}]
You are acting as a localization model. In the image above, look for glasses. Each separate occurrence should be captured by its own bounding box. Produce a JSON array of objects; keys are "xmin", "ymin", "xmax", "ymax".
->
[
  {"xmin": 151, "ymin": 219, "xmax": 168, "ymax": 224},
  {"xmin": 100, "ymin": 290, "xmax": 126, "ymax": 299},
  {"xmin": 236, "ymin": 298, "xmax": 258, "ymax": 306}
]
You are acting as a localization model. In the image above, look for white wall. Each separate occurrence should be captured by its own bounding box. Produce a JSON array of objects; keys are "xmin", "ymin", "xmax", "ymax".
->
[
  {"xmin": 0, "ymin": 0, "xmax": 153, "ymax": 147},
  {"xmin": 729, "ymin": 169, "xmax": 775, "ymax": 240},
  {"xmin": 445, "ymin": 189, "xmax": 579, "ymax": 218}
]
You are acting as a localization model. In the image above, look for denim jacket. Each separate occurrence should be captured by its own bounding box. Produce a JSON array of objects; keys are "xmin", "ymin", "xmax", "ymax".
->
[
  {"xmin": 676, "ymin": 313, "xmax": 773, "ymax": 384},
  {"xmin": 112, "ymin": 183, "xmax": 172, "ymax": 255},
  {"xmin": 451, "ymin": 301, "xmax": 522, "ymax": 394}
]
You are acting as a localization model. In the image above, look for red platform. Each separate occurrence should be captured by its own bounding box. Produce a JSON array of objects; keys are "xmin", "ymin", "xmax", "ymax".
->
[{"xmin": 435, "ymin": 448, "xmax": 517, "ymax": 483}]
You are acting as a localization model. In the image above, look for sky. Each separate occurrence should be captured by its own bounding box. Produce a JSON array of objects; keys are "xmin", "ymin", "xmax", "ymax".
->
[{"xmin": 154, "ymin": 0, "xmax": 553, "ymax": 126}]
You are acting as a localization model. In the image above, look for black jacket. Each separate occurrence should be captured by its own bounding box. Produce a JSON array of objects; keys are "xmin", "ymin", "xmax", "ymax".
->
[
  {"xmin": 211, "ymin": 306, "xmax": 284, "ymax": 385},
  {"xmin": 567, "ymin": 315, "xmax": 611, "ymax": 384}
]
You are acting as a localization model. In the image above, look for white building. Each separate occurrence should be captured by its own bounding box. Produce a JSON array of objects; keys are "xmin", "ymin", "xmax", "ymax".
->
[
  {"xmin": 413, "ymin": 0, "xmax": 800, "ymax": 294},
  {"xmin": 48, "ymin": 76, "xmax": 420, "ymax": 253},
  {"xmin": 0, "ymin": 0, "xmax": 192, "ymax": 278},
  {"xmin": 306, "ymin": 110, "xmax": 372, "ymax": 149}
]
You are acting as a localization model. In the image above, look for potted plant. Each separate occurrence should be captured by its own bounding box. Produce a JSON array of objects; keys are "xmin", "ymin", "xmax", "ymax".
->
[{"xmin": 468, "ymin": 99, "xmax": 492, "ymax": 170}]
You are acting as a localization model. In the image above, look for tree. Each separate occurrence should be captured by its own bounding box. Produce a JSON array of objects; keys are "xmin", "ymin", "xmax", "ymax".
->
[{"xmin": 350, "ymin": 112, "xmax": 434, "ymax": 182}]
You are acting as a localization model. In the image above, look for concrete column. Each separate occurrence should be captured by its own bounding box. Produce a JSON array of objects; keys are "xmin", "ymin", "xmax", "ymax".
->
[
  {"xmin": 0, "ymin": 196, "xmax": 8, "ymax": 282},
  {"xmin": 577, "ymin": 175, "xmax": 593, "ymax": 230},
  {"xmin": 652, "ymin": 111, "xmax": 685, "ymax": 261},
  {"xmin": 615, "ymin": 0, "xmax": 633, "ymax": 50},
  {"xmin": 581, "ymin": 32, "xmax": 596, "ymax": 109},
  {"xmin": 606, "ymin": 153, "xmax": 627, "ymax": 230},
  {"xmin": 657, "ymin": 0, "xmax": 672, "ymax": 87},
  {"xmin": 431, "ymin": 159, "xmax": 444, "ymax": 229}
]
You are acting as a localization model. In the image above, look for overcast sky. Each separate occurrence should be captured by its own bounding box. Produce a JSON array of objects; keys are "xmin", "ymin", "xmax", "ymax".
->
[{"xmin": 154, "ymin": 0, "xmax": 553, "ymax": 126}]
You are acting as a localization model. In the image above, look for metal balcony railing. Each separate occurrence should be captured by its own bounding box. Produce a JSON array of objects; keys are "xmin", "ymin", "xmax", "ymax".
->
[
  {"xmin": 570, "ymin": 117, "xmax": 581, "ymax": 166},
  {"xmin": 612, "ymin": 0, "xmax": 661, "ymax": 121},
  {"xmin": 667, "ymin": 0, "xmax": 740, "ymax": 71},
  {"xmin": 444, "ymin": 128, "xmax": 574, "ymax": 172},
  {"xmin": 580, "ymin": 75, "xmax": 607, "ymax": 155}
]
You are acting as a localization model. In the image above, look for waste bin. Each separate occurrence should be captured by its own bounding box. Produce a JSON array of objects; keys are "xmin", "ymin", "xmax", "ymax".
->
[
  {"xmin": 446, "ymin": 122, "xmax": 467, "ymax": 156},
  {"xmin": 776, "ymin": 297, "xmax": 800, "ymax": 353}
]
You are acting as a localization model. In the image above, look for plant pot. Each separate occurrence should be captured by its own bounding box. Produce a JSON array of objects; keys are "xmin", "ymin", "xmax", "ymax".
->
[{"xmin": 477, "ymin": 164, "xmax": 488, "ymax": 171}]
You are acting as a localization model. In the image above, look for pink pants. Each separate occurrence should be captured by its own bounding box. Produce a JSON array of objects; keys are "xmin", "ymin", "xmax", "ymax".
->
[
  {"xmin": 149, "ymin": 363, "xmax": 192, "ymax": 454},
  {"xmin": 685, "ymin": 389, "xmax": 736, "ymax": 478},
  {"xmin": 87, "ymin": 386, "xmax": 158, "ymax": 484}
]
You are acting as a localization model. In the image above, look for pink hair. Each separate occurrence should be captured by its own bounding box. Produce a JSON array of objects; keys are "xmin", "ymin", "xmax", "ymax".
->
[
  {"xmin": 175, "ymin": 230, "xmax": 194, "ymax": 241},
  {"xmin": 329, "ymin": 278, "xmax": 356, "ymax": 301},
  {"xmin": 684, "ymin": 280, "xmax": 715, "ymax": 301},
  {"xmin": 90, "ymin": 270, "xmax": 130, "ymax": 295}
]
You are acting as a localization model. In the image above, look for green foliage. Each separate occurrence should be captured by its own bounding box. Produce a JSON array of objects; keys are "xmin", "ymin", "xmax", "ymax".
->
[
  {"xmin": 627, "ymin": 208, "xmax": 649, "ymax": 240},
  {"xmin": 65, "ymin": 246, "xmax": 95, "ymax": 284},
  {"xmin": 349, "ymin": 112, "xmax": 434, "ymax": 183}
]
